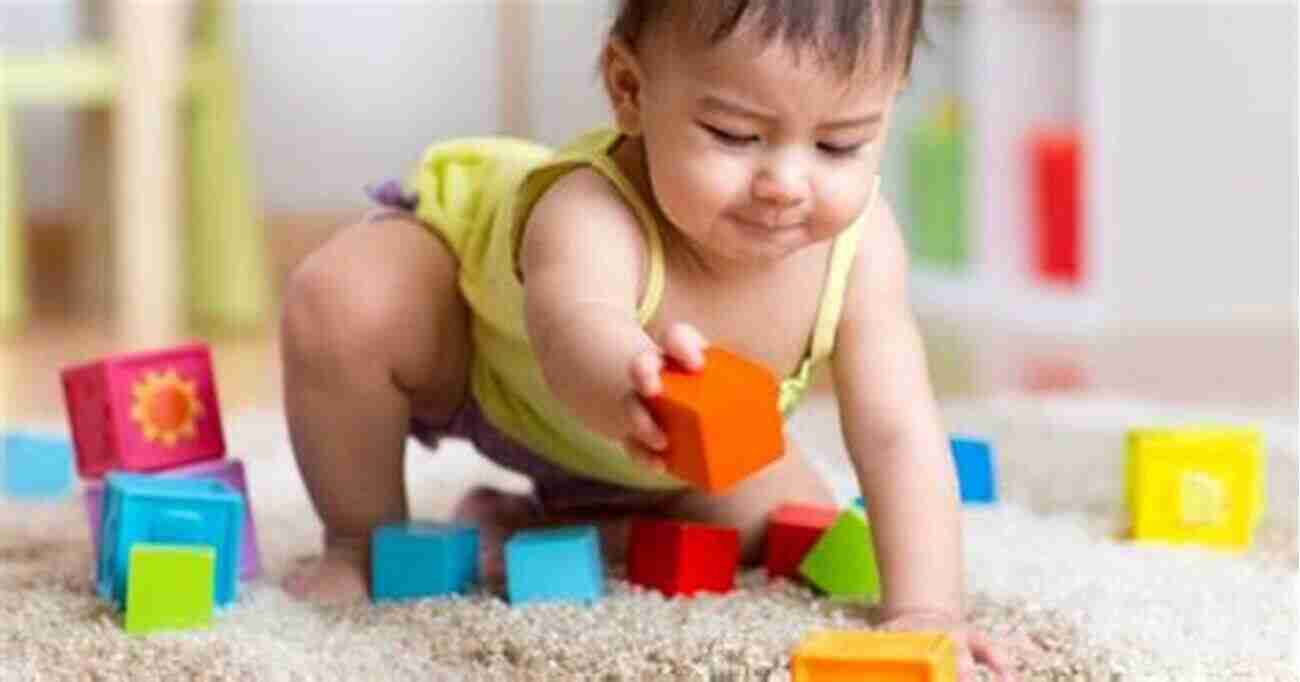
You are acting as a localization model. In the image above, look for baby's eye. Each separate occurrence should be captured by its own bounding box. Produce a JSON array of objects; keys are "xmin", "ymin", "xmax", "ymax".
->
[
  {"xmin": 818, "ymin": 141, "xmax": 865, "ymax": 158},
  {"xmin": 701, "ymin": 123, "xmax": 759, "ymax": 147}
]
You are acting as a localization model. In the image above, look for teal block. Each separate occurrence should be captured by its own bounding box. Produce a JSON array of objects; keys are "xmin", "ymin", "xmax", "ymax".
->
[
  {"xmin": 371, "ymin": 521, "xmax": 479, "ymax": 602},
  {"xmin": 797, "ymin": 508, "xmax": 881, "ymax": 604},
  {"xmin": 97, "ymin": 473, "xmax": 243, "ymax": 609},
  {"xmin": 951, "ymin": 436, "xmax": 996, "ymax": 504},
  {"xmin": 1, "ymin": 432, "xmax": 73, "ymax": 499},
  {"xmin": 504, "ymin": 525, "xmax": 604, "ymax": 605}
]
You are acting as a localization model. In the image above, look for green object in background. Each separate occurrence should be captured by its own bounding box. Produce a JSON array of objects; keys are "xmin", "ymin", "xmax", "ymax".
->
[
  {"xmin": 907, "ymin": 98, "xmax": 968, "ymax": 271},
  {"xmin": 125, "ymin": 544, "xmax": 215, "ymax": 635},
  {"xmin": 0, "ymin": 0, "xmax": 269, "ymax": 337},
  {"xmin": 797, "ymin": 507, "xmax": 881, "ymax": 604},
  {"xmin": 0, "ymin": 72, "xmax": 23, "ymax": 335}
]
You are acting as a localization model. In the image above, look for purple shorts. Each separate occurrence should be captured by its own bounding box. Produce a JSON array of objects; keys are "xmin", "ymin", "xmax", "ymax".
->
[
  {"xmin": 366, "ymin": 179, "xmax": 679, "ymax": 516},
  {"xmin": 410, "ymin": 396, "xmax": 679, "ymax": 517}
]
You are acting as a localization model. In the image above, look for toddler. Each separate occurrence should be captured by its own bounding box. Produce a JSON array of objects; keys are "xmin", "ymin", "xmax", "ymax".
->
[{"xmin": 282, "ymin": 1, "xmax": 1010, "ymax": 678}]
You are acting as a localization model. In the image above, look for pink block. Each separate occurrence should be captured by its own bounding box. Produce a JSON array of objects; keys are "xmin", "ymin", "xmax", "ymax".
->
[
  {"xmin": 83, "ymin": 457, "xmax": 261, "ymax": 578},
  {"xmin": 62, "ymin": 343, "xmax": 226, "ymax": 478}
]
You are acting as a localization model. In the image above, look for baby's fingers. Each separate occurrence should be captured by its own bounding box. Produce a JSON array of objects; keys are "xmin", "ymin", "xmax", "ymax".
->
[
  {"xmin": 660, "ymin": 322, "xmax": 708, "ymax": 371},
  {"xmin": 628, "ymin": 349, "xmax": 664, "ymax": 397},
  {"xmin": 622, "ymin": 392, "xmax": 667, "ymax": 454},
  {"xmin": 967, "ymin": 631, "xmax": 1016, "ymax": 681}
]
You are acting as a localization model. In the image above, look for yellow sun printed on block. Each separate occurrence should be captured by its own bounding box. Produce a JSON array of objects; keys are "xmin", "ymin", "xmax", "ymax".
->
[{"xmin": 130, "ymin": 369, "xmax": 204, "ymax": 447}]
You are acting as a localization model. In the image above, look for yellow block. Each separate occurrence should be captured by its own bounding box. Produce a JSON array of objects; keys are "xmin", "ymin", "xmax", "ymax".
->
[
  {"xmin": 791, "ymin": 631, "xmax": 956, "ymax": 682},
  {"xmin": 1126, "ymin": 427, "xmax": 1264, "ymax": 551}
]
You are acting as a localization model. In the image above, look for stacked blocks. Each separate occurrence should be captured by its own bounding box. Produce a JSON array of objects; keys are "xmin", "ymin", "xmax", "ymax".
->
[
  {"xmin": 764, "ymin": 502, "xmax": 839, "ymax": 580},
  {"xmin": 62, "ymin": 343, "xmax": 225, "ymax": 478},
  {"xmin": 371, "ymin": 522, "xmax": 479, "ymax": 603},
  {"xmin": 125, "ymin": 544, "xmax": 215, "ymax": 635},
  {"xmin": 1, "ymin": 432, "xmax": 73, "ymax": 499},
  {"xmin": 504, "ymin": 525, "xmax": 604, "ymax": 605},
  {"xmin": 646, "ymin": 347, "xmax": 785, "ymax": 493},
  {"xmin": 798, "ymin": 507, "xmax": 881, "ymax": 604},
  {"xmin": 98, "ymin": 473, "xmax": 243, "ymax": 608},
  {"xmin": 950, "ymin": 436, "xmax": 996, "ymax": 504},
  {"xmin": 1126, "ymin": 427, "xmax": 1263, "ymax": 551},
  {"xmin": 84, "ymin": 457, "xmax": 261, "ymax": 578},
  {"xmin": 791, "ymin": 631, "xmax": 956, "ymax": 681},
  {"xmin": 627, "ymin": 518, "xmax": 739, "ymax": 597}
]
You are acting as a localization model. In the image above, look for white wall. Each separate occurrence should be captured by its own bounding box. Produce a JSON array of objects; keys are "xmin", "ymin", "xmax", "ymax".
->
[
  {"xmin": 1085, "ymin": 1, "xmax": 1297, "ymax": 327},
  {"xmin": 4, "ymin": 0, "xmax": 503, "ymax": 214}
]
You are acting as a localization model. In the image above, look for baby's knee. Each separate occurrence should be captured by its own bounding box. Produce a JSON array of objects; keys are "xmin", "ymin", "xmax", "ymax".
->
[{"xmin": 281, "ymin": 228, "xmax": 411, "ymax": 365}]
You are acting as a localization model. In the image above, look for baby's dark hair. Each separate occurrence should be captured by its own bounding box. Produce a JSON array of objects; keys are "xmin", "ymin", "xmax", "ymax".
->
[{"xmin": 609, "ymin": 0, "xmax": 926, "ymax": 79}]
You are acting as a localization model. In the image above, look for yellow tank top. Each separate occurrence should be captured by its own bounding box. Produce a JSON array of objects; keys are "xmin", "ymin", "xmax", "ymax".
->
[{"xmin": 405, "ymin": 127, "xmax": 878, "ymax": 490}]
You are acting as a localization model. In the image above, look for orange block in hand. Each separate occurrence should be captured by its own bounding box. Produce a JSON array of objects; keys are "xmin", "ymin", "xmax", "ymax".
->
[{"xmin": 647, "ymin": 347, "xmax": 784, "ymax": 493}]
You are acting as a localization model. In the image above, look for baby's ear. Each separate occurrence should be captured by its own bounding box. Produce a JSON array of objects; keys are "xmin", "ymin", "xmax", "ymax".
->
[{"xmin": 601, "ymin": 38, "xmax": 645, "ymax": 136}]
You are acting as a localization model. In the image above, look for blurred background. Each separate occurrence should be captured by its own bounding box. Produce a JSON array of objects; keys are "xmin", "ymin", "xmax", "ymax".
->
[{"xmin": 0, "ymin": 0, "xmax": 1295, "ymax": 423}]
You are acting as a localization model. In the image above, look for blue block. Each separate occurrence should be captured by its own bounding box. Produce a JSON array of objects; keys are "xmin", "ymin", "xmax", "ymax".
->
[
  {"xmin": 371, "ymin": 521, "xmax": 479, "ymax": 602},
  {"xmin": 1, "ymin": 433, "xmax": 73, "ymax": 499},
  {"xmin": 98, "ymin": 473, "xmax": 244, "ymax": 609},
  {"xmin": 852, "ymin": 495, "xmax": 867, "ymax": 511},
  {"xmin": 951, "ymin": 436, "xmax": 996, "ymax": 504},
  {"xmin": 504, "ymin": 525, "xmax": 604, "ymax": 605}
]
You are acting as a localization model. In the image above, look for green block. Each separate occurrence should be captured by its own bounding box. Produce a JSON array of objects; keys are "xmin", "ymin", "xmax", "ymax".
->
[
  {"xmin": 906, "ymin": 101, "xmax": 968, "ymax": 271},
  {"xmin": 797, "ymin": 508, "xmax": 881, "ymax": 604},
  {"xmin": 125, "ymin": 544, "xmax": 215, "ymax": 635}
]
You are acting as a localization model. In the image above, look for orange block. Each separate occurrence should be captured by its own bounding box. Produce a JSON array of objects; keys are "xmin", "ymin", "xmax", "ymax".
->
[
  {"xmin": 646, "ymin": 347, "xmax": 784, "ymax": 493},
  {"xmin": 791, "ymin": 631, "xmax": 956, "ymax": 682}
]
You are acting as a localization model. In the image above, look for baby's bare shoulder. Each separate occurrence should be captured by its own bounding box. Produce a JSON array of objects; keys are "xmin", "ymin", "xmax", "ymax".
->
[
  {"xmin": 526, "ymin": 168, "xmax": 645, "ymax": 255},
  {"xmin": 842, "ymin": 196, "xmax": 910, "ymax": 329},
  {"xmin": 518, "ymin": 166, "xmax": 648, "ymax": 303}
]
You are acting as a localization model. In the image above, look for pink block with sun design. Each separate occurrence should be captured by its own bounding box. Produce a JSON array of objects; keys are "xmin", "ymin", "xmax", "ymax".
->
[{"xmin": 61, "ymin": 343, "xmax": 226, "ymax": 479}]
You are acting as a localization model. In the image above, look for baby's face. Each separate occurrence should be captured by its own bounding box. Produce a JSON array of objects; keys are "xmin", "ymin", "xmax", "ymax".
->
[{"xmin": 628, "ymin": 28, "xmax": 902, "ymax": 267}]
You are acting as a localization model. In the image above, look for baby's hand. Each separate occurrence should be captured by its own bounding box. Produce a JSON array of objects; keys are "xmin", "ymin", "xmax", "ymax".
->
[
  {"xmin": 622, "ymin": 322, "xmax": 709, "ymax": 469},
  {"xmin": 877, "ymin": 611, "xmax": 1016, "ymax": 682}
]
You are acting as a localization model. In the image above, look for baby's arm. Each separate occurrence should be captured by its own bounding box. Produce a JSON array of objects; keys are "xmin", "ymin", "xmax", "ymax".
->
[
  {"xmin": 830, "ymin": 198, "xmax": 964, "ymax": 619},
  {"xmin": 518, "ymin": 169, "xmax": 702, "ymax": 454}
]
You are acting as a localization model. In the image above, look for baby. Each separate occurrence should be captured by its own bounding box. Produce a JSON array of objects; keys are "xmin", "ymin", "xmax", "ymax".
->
[{"xmin": 281, "ymin": 1, "xmax": 1010, "ymax": 678}]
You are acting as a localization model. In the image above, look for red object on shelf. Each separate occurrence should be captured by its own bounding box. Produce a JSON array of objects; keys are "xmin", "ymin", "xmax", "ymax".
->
[
  {"xmin": 763, "ymin": 502, "xmax": 839, "ymax": 580},
  {"xmin": 627, "ymin": 518, "xmax": 740, "ymax": 597},
  {"xmin": 1030, "ymin": 128, "xmax": 1083, "ymax": 286}
]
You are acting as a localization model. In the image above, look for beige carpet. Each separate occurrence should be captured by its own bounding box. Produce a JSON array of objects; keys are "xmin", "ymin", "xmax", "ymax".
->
[{"xmin": 2, "ymin": 395, "xmax": 1295, "ymax": 681}]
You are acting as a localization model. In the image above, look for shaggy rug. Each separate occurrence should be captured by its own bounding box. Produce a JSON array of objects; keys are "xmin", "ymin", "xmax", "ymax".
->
[{"xmin": 1, "ymin": 394, "xmax": 1295, "ymax": 681}]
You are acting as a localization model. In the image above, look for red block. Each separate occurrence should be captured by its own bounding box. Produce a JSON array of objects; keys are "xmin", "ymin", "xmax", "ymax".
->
[
  {"xmin": 764, "ymin": 502, "xmax": 839, "ymax": 579},
  {"xmin": 1029, "ymin": 127, "xmax": 1083, "ymax": 286},
  {"xmin": 61, "ymin": 343, "xmax": 226, "ymax": 478},
  {"xmin": 627, "ymin": 518, "xmax": 740, "ymax": 597}
]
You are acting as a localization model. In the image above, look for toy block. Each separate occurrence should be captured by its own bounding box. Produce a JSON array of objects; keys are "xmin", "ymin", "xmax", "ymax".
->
[
  {"xmin": 61, "ymin": 343, "xmax": 226, "ymax": 478},
  {"xmin": 764, "ymin": 502, "xmax": 838, "ymax": 580},
  {"xmin": 627, "ymin": 517, "xmax": 739, "ymax": 597},
  {"xmin": 1, "ymin": 432, "xmax": 73, "ymax": 499},
  {"xmin": 1126, "ymin": 427, "xmax": 1264, "ymax": 551},
  {"xmin": 950, "ymin": 436, "xmax": 996, "ymax": 504},
  {"xmin": 646, "ymin": 347, "xmax": 784, "ymax": 493},
  {"xmin": 97, "ymin": 473, "xmax": 243, "ymax": 608},
  {"xmin": 371, "ymin": 521, "xmax": 479, "ymax": 603},
  {"xmin": 83, "ymin": 457, "xmax": 261, "ymax": 578},
  {"xmin": 1030, "ymin": 127, "xmax": 1082, "ymax": 286},
  {"xmin": 504, "ymin": 525, "xmax": 604, "ymax": 605},
  {"xmin": 124, "ymin": 543, "xmax": 215, "ymax": 635},
  {"xmin": 791, "ymin": 630, "xmax": 956, "ymax": 681},
  {"xmin": 798, "ymin": 508, "xmax": 881, "ymax": 604}
]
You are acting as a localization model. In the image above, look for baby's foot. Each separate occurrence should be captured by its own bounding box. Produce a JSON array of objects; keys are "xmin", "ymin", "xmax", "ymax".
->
[
  {"xmin": 282, "ymin": 542, "xmax": 369, "ymax": 605},
  {"xmin": 452, "ymin": 487, "xmax": 542, "ymax": 583}
]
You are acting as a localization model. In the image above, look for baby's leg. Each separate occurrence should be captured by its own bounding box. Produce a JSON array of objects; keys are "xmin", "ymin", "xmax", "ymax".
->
[
  {"xmin": 280, "ymin": 215, "xmax": 472, "ymax": 603},
  {"xmin": 661, "ymin": 439, "xmax": 835, "ymax": 564}
]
